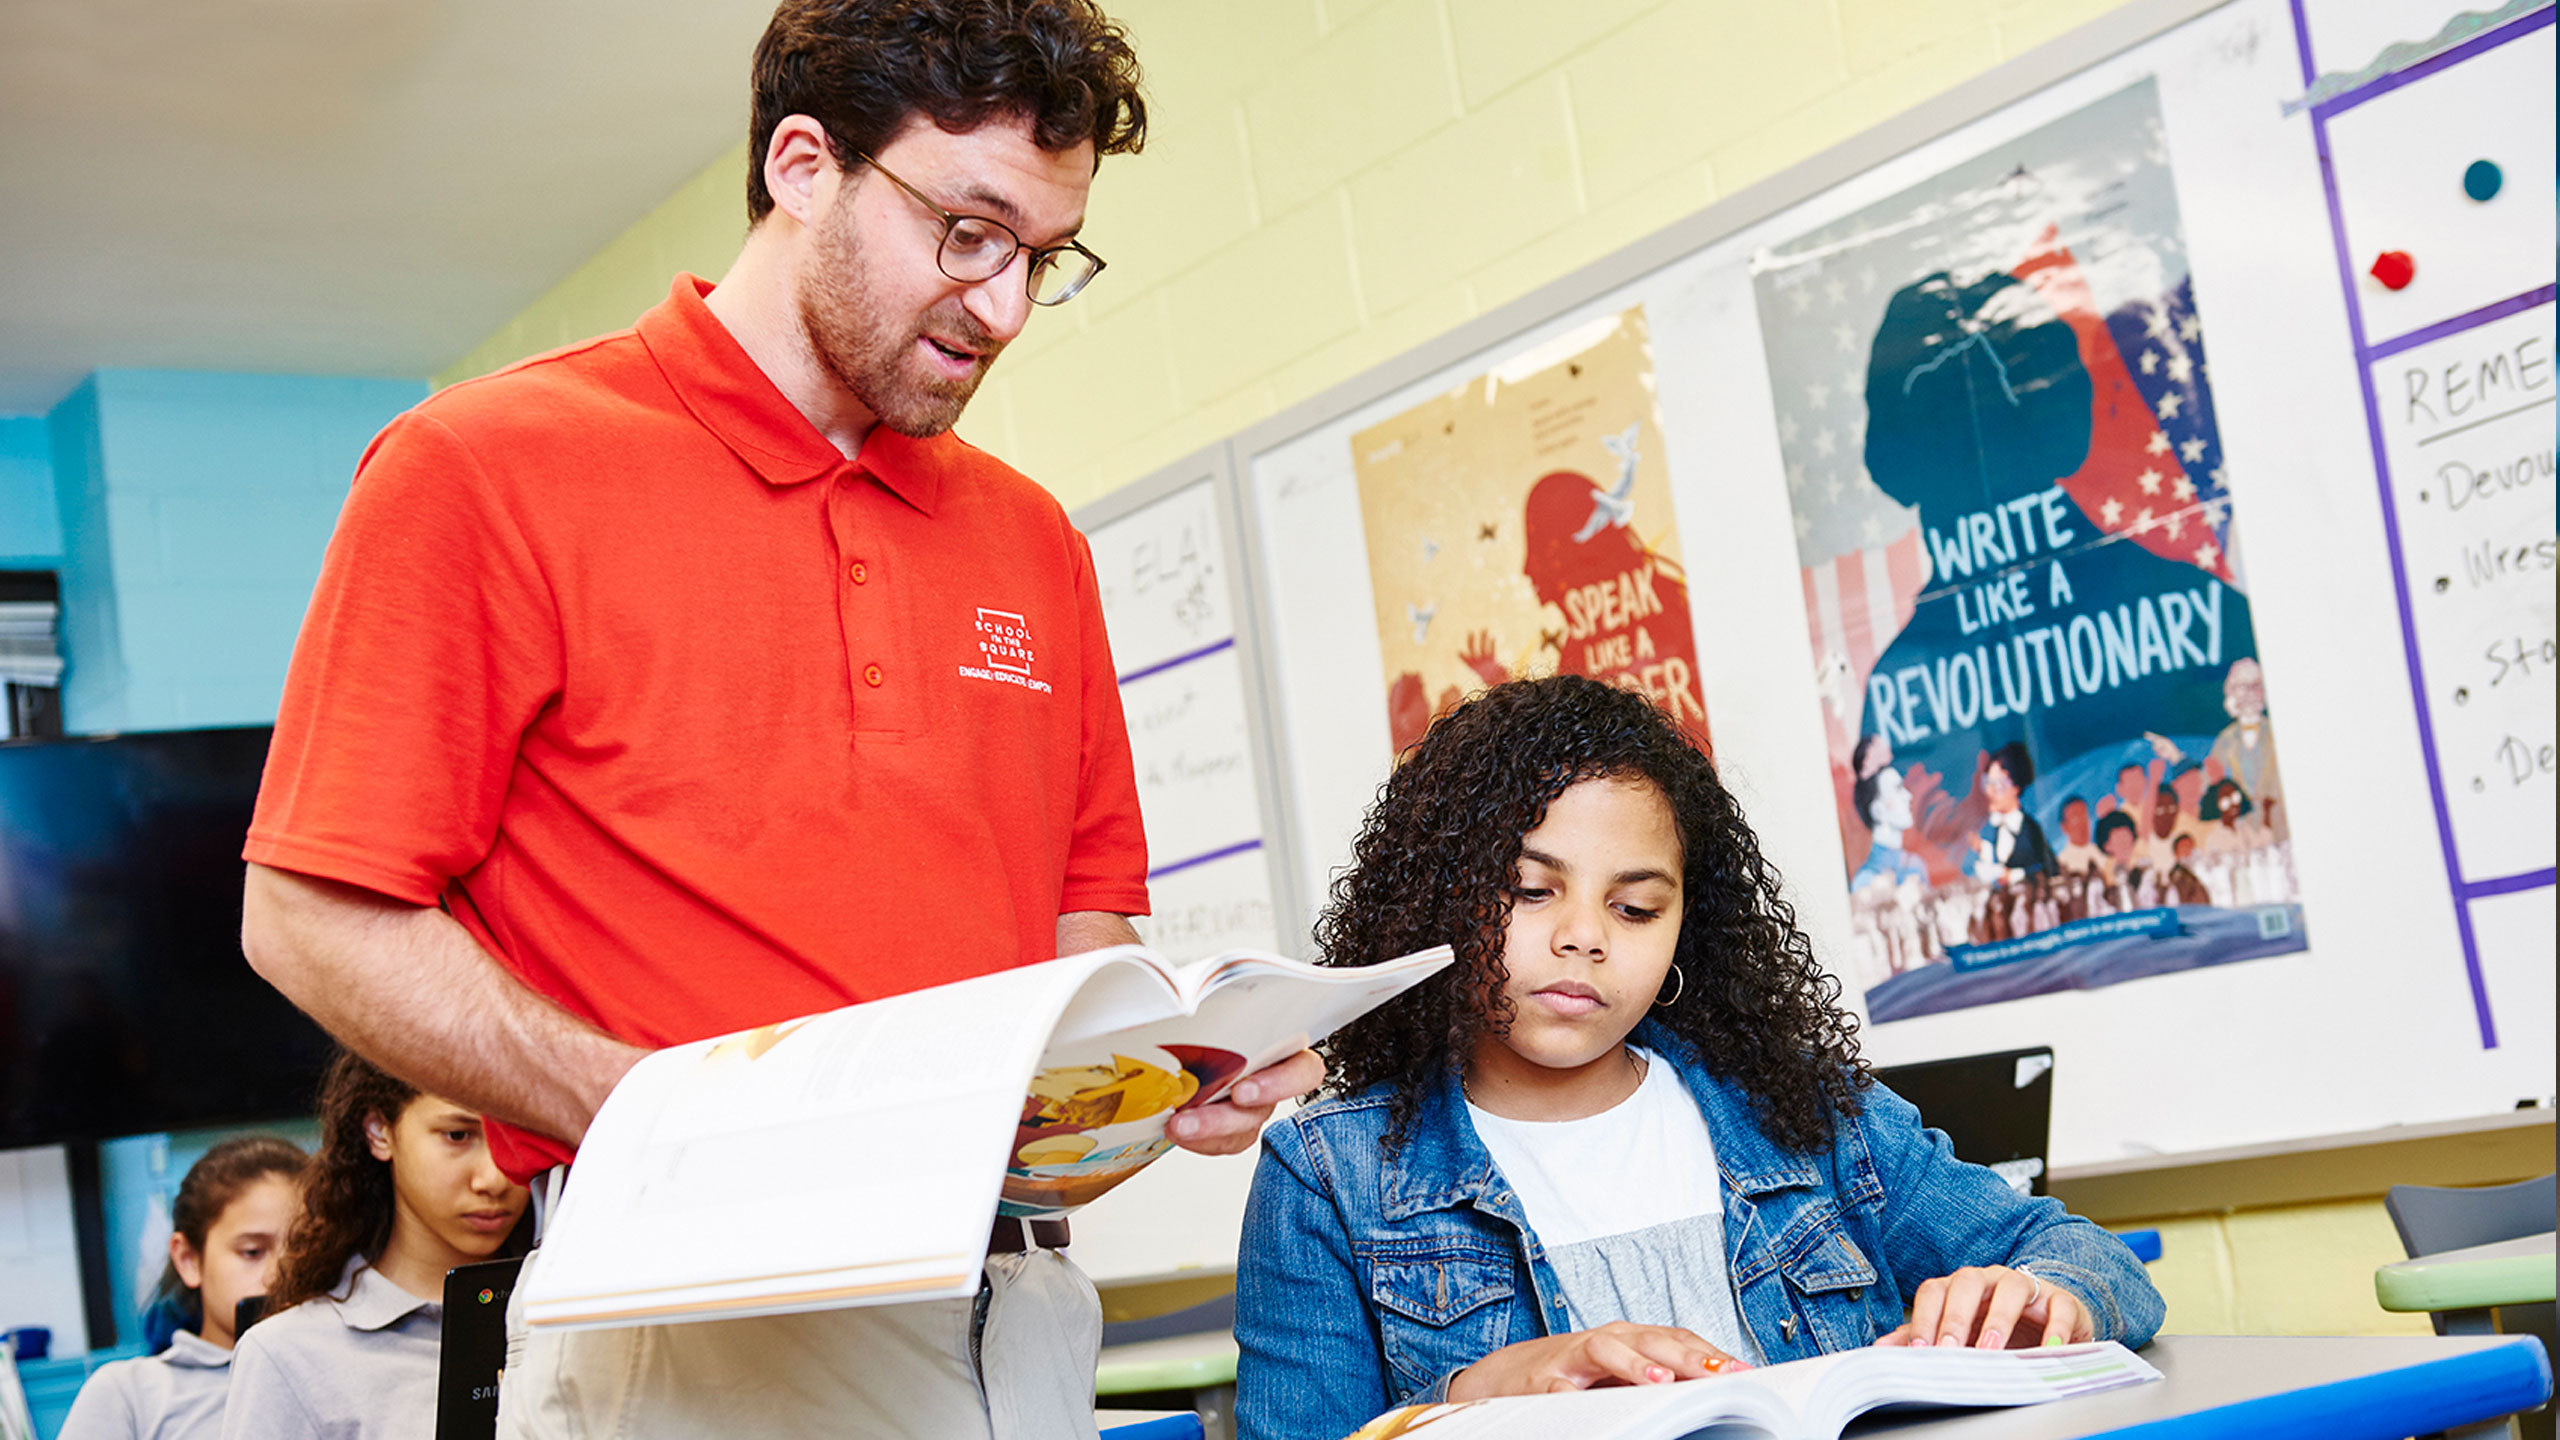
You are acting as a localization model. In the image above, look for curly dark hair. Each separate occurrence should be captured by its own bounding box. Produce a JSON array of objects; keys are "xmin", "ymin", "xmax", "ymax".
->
[
  {"xmin": 747, "ymin": 0, "xmax": 1148, "ymax": 223},
  {"xmin": 265, "ymin": 1050, "xmax": 533, "ymax": 1312},
  {"xmin": 1314, "ymin": 675, "xmax": 1868, "ymax": 1154},
  {"xmin": 266, "ymin": 1051, "xmax": 413, "ymax": 1312}
]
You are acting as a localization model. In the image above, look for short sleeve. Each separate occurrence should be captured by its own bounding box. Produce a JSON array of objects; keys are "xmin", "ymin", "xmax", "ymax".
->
[
  {"xmin": 218, "ymin": 1328, "xmax": 322, "ymax": 1440},
  {"xmin": 53, "ymin": 1359, "xmax": 141, "ymax": 1440},
  {"xmin": 1057, "ymin": 527, "xmax": 1149, "ymax": 918},
  {"xmin": 245, "ymin": 411, "xmax": 563, "ymax": 905}
]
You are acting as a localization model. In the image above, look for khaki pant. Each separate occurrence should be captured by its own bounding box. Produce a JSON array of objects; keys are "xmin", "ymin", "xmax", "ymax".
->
[{"xmin": 496, "ymin": 1243, "xmax": 1103, "ymax": 1440}]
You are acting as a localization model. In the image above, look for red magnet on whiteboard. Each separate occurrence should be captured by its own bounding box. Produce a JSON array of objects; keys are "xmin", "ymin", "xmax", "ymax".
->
[{"xmin": 2369, "ymin": 250, "xmax": 2416, "ymax": 290}]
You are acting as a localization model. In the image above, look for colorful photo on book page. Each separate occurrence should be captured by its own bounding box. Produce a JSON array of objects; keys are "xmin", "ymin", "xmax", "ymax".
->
[
  {"xmin": 1751, "ymin": 77, "xmax": 2309, "ymax": 1025},
  {"xmin": 1001, "ymin": 1041, "xmax": 1247, "ymax": 1217}
]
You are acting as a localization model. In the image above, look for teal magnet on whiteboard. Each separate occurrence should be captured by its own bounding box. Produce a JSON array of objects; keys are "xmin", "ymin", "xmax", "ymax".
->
[{"xmin": 2463, "ymin": 160, "xmax": 2502, "ymax": 202}]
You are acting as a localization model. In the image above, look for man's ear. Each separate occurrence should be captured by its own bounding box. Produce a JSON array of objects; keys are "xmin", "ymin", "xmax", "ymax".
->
[
  {"xmin": 365, "ymin": 1113, "xmax": 395, "ymax": 1163},
  {"xmin": 763, "ymin": 115, "xmax": 837, "ymax": 229},
  {"xmin": 170, "ymin": 1229, "xmax": 204, "ymax": 1290}
]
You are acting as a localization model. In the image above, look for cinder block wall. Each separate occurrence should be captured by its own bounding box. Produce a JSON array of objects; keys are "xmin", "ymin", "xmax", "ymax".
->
[
  {"xmin": 436, "ymin": 0, "xmax": 2142, "ymax": 510},
  {"xmin": 46, "ymin": 370, "xmax": 427, "ymax": 732},
  {"xmin": 0, "ymin": 416, "xmax": 62, "ymax": 565}
]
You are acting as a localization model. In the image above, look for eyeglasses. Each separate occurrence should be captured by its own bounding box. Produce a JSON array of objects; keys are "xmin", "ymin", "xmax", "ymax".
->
[{"xmin": 854, "ymin": 152, "xmax": 1105, "ymax": 306}]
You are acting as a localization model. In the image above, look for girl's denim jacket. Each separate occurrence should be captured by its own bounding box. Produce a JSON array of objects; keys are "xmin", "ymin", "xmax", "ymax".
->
[{"xmin": 1233, "ymin": 1023, "xmax": 2163, "ymax": 1440}]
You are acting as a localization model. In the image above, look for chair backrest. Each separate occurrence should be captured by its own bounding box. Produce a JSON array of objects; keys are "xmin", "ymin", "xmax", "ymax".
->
[{"xmin": 2383, "ymin": 1173, "xmax": 2557, "ymax": 1259}]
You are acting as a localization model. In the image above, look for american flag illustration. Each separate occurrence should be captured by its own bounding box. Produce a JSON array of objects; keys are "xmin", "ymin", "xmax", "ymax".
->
[{"xmin": 2017, "ymin": 226, "xmax": 2238, "ymax": 584}]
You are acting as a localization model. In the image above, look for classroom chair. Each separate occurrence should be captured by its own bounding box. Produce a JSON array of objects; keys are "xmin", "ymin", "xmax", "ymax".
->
[
  {"xmin": 2387, "ymin": 1173, "xmax": 2557, "ymax": 1297},
  {"xmin": 2385, "ymin": 1173, "xmax": 2556, "ymax": 1440}
]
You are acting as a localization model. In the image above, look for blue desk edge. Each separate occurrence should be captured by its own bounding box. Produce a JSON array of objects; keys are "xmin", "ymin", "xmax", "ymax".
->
[
  {"xmin": 2086, "ymin": 1335, "xmax": 2552, "ymax": 1439},
  {"xmin": 1101, "ymin": 1416, "xmax": 1206, "ymax": 1440}
]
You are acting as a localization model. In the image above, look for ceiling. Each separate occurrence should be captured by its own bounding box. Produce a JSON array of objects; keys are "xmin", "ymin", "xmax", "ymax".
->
[{"xmin": 0, "ymin": 0, "xmax": 779, "ymax": 414}]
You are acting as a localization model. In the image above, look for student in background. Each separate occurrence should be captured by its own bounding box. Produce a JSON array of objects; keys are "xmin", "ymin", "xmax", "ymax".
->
[
  {"xmin": 58, "ymin": 1137, "xmax": 306, "ymax": 1440},
  {"xmin": 221, "ymin": 1052, "xmax": 530, "ymax": 1440},
  {"xmin": 1234, "ymin": 677, "xmax": 2161, "ymax": 1440}
]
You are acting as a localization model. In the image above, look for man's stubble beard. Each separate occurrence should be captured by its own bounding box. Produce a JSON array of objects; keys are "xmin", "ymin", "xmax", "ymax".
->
[{"xmin": 798, "ymin": 192, "xmax": 1002, "ymax": 439}]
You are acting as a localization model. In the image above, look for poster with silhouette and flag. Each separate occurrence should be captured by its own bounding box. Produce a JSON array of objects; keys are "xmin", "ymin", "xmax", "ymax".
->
[
  {"xmin": 1753, "ymin": 79, "xmax": 2307, "ymax": 1023},
  {"xmin": 1352, "ymin": 307, "xmax": 1711, "ymax": 756}
]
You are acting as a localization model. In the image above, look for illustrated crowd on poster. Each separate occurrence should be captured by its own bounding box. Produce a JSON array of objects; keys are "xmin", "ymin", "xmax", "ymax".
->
[
  {"xmin": 1754, "ymin": 80, "xmax": 2310, "ymax": 1023},
  {"xmin": 1844, "ymin": 663, "xmax": 2295, "ymax": 981}
]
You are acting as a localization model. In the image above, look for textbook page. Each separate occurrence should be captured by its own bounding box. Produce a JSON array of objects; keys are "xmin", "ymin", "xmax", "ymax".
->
[
  {"xmin": 1339, "ymin": 1380, "xmax": 1790, "ymax": 1440},
  {"xmin": 1335, "ymin": 1342, "xmax": 2160, "ymax": 1440},
  {"xmin": 522, "ymin": 945, "xmax": 1449, "ymax": 1328},
  {"xmin": 525, "ymin": 958, "xmax": 1111, "ymax": 1329},
  {"xmin": 1004, "ymin": 946, "xmax": 1451, "ymax": 1217},
  {"xmin": 1779, "ymin": 1342, "xmax": 2163, "ymax": 1433}
]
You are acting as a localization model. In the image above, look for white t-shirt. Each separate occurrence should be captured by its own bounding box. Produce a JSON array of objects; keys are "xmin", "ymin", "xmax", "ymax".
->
[{"xmin": 1466, "ymin": 1050, "xmax": 1765, "ymax": 1363}]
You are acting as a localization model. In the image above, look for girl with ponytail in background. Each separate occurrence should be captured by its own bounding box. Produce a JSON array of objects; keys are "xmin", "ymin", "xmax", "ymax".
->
[{"xmin": 59, "ymin": 1135, "xmax": 306, "ymax": 1440}]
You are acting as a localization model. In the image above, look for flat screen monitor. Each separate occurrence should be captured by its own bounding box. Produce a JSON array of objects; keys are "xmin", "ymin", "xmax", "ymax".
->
[
  {"xmin": 1874, "ymin": 1046, "xmax": 2055, "ymax": 1197},
  {"xmin": 0, "ymin": 726, "xmax": 333, "ymax": 1147}
]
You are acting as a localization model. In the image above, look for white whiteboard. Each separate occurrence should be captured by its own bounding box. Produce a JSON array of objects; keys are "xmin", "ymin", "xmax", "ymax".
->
[
  {"xmin": 1236, "ymin": 0, "xmax": 2556, "ymax": 1168},
  {"xmin": 1085, "ymin": 472, "xmax": 1284, "ymax": 963},
  {"xmin": 2318, "ymin": 13, "xmax": 2557, "ymax": 1066},
  {"xmin": 1072, "ymin": 458, "xmax": 1293, "ymax": 1284}
]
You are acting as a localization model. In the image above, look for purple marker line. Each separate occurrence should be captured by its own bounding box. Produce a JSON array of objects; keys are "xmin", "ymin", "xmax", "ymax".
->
[
  {"xmin": 2286, "ymin": 0, "xmax": 2317, "ymax": 87},
  {"xmin": 1147, "ymin": 838, "xmax": 1262, "ymax": 881},
  {"xmin": 2368, "ymin": 285, "xmax": 2559, "ymax": 363},
  {"xmin": 2310, "ymin": 6, "xmax": 2554, "ymax": 121},
  {"xmin": 2304, "ymin": 46, "xmax": 2501, "ymax": 1048},
  {"xmin": 2464, "ymin": 869, "xmax": 2559, "ymax": 901},
  {"xmin": 1117, "ymin": 635, "xmax": 1236, "ymax": 687}
]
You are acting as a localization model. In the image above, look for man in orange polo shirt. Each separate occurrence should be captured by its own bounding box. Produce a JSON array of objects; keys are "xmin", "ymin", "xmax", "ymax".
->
[{"xmin": 238, "ymin": 3, "xmax": 1320, "ymax": 1437}]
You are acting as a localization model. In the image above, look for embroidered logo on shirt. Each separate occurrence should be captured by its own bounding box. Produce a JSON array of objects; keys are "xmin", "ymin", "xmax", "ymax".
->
[{"xmin": 961, "ymin": 608, "xmax": 1053, "ymax": 694}]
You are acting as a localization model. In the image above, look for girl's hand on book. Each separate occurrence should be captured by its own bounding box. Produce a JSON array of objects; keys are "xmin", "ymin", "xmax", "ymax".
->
[
  {"xmin": 1876, "ymin": 1265, "xmax": 2092, "ymax": 1351},
  {"xmin": 1447, "ymin": 1323, "xmax": 1749, "ymax": 1398},
  {"xmin": 1164, "ymin": 1048, "xmax": 1326, "ymax": 1155}
]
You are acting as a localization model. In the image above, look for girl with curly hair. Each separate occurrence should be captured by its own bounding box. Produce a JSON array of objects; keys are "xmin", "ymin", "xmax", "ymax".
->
[
  {"xmin": 1234, "ymin": 676, "xmax": 2159, "ymax": 1440},
  {"xmin": 221, "ymin": 1051, "xmax": 529, "ymax": 1440},
  {"xmin": 58, "ymin": 1135, "xmax": 305, "ymax": 1440}
]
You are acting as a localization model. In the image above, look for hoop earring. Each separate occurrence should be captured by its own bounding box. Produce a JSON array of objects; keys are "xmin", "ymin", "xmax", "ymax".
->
[{"xmin": 1654, "ymin": 964, "xmax": 1686, "ymax": 1008}]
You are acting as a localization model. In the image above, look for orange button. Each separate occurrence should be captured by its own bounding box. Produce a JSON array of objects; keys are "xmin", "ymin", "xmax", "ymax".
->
[
  {"xmin": 863, "ymin": 663, "xmax": 884, "ymax": 687},
  {"xmin": 848, "ymin": 560, "xmax": 868, "ymax": 585}
]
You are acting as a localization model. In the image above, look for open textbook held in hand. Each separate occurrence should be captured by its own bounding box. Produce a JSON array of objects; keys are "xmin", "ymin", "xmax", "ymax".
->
[
  {"xmin": 522, "ymin": 943, "xmax": 1451, "ymax": 1331},
  {"xmin": 1342, "ymin": 1342, "xmax": 2163, "ymax": 1440}
]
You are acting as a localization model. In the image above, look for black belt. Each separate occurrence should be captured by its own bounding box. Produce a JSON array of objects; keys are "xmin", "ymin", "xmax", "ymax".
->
[{"xmin": 988, "ymin": 1216, "xmax": 1070, "ymax": 1254}]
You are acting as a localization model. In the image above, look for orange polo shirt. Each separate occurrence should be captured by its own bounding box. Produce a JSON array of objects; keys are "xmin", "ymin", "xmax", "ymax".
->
[{"xmin": 247, "ymin": 275, "xmax": 1149, "ymax": 1179}]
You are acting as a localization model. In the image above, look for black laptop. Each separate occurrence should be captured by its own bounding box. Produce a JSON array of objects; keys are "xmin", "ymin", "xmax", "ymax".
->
[
  {"xmin": 1873, "ymin": 1046, "xmax": 2055, "ymax": 1196},
  {"xmin": 436, "ymin": 1257, "xmax": 525, "ymax": 1440}
]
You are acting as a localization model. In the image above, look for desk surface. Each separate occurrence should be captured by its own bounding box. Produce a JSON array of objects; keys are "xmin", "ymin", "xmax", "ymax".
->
[
  {"xmin": 1096, "ymin": 1332, "xmax": 1240, "ymax": 1395},
  {"xmin": 2375, "ymin": 1230, "xmax": 2557, "ymax": 1312},
  {"xmin": 1846, "ymin": 1333, "xmax": 2549, "ymax": 1439}
]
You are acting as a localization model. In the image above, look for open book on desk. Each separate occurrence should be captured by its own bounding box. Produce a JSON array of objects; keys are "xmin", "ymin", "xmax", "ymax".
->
[
  {"xmin": 522, "ymin": 943, "xmax": 1451, "ymax": 1331},
  {"xmin": 1341, "ymin": 1342, "xmax": 2162, "ymax": 1440}
]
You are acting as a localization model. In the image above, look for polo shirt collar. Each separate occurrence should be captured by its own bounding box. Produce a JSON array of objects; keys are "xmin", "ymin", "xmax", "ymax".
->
[
  {"xmin": 162, "ymin": 1329, "xmax": 232, "ymax": 1369},
  {"xmin": 854, "ymin": 425, "xmax": 953, "ymax": 517},
  {"xmin": 334, "ymin": 1260, "xmax": 436, "ymax": 1333},
  {"xmin": 636, "ymin": 273, "xmax": 955, "ymax": 516}
]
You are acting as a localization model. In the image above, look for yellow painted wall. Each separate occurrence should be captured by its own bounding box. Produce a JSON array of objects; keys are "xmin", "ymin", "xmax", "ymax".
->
[
  {"xmin": 434, "ymin": 0, "xmax": 2145, "ymax": 510},
  {"xmin": 2137, "ymin": 1199, "xmax": 2436, "ymax": 1337},
  {"xmin": 437, "ymin": 147, "xmax": 751, "ymax": 386}
]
